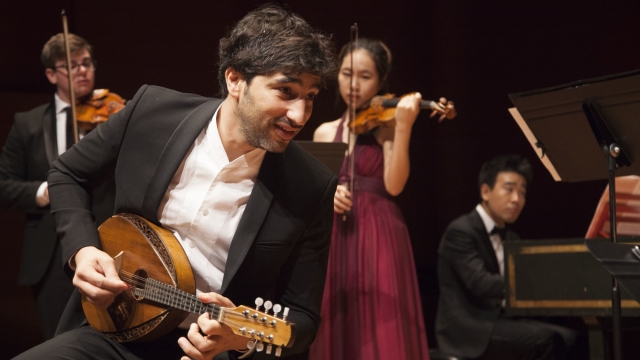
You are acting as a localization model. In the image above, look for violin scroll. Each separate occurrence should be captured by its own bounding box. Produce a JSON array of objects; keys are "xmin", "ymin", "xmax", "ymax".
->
[{"xmin": 430, "ymin": 97, "xmax": 456, "ymax": 122}]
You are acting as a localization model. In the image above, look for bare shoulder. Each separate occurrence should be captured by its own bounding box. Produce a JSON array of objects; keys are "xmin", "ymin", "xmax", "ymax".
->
[{"xmin": 313, "ymin": 118, "xmax": 342, "ymax": 142}]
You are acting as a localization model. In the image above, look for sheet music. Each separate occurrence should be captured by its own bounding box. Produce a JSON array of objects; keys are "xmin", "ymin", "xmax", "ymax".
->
[
  {"xmin": 508, "ymin": 107, "xmax": 561, "ymax": 181},
  {"xmin": 586, "ymin": 175, "xmax": 640, "ymax": 238}
]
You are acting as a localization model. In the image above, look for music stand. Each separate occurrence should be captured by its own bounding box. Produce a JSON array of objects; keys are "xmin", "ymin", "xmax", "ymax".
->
[
  {"xmin": 586, "ymin": 241, "xmax": 640, "ymax": 304},
  {"xmin": 295, "ymin": 141, "xmax": 347, "ymax": 176},
  {"xmin": 509, "ymin": 69, "xmax": 640, "ymax": 360}
]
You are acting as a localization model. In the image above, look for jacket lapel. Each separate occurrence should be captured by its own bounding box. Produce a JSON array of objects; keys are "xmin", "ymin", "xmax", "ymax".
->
[
  {"xmin": 221, "ymin": 151, "xmax": 280, "ymax": 293},
  {"xmin": 470, "ymin": 210, "xmax": 500, "ymax": 273},
  {"xmin": 42, "ymin": 101, "xmax": 57, "ymax": 165},
  {"xmin": 141, "ymin": 98, "xmax": 224, "ymax": 223}
]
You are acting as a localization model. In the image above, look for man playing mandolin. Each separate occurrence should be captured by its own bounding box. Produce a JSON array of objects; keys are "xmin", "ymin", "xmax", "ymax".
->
[{"xmin": 16, "ymin": 4, "xmax": 337, "ymax": 360}]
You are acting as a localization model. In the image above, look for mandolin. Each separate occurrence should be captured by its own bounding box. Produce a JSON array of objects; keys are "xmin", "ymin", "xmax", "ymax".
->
[{"xmin": 83, "ymin": 213, "xmax": 294, "ymax": 356}]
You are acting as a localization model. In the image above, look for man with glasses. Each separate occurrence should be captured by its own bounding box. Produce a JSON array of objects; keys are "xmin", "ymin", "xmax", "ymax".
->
[{"xmin": 0, "ymin": 33, "xmax": 113, "ymax": 340}]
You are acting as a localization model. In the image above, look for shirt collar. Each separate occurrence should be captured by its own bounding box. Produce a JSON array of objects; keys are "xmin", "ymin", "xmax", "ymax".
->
[
  {"xmin": 206, "ymin": 102, "xmax": 266, "ymax": 170},
  {"xmin": 54, "ymin": 92, "xmax": 70, "ymax": 114},
  {"xmin": 475, "ymin": 203, "xmax": 497, "ymax": 235}
]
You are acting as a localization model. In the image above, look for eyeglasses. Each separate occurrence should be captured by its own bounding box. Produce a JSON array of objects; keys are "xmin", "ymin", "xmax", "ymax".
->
[{"xmin": 53, "ymin": 58, "xmax": 96, "ymax": 74}]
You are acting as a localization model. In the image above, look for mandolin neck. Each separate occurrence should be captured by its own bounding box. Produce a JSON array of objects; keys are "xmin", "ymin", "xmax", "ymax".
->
[
  {"xmin": 134, "ymin": 278, "xmax": 222, "ymax": 318},
  {"xmin": 381, "ymin": 98, "xmax": 436, "ymax": 110}
]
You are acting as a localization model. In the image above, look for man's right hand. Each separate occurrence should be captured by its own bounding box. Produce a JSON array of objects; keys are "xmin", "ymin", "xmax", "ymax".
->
[{"xmin": 72, "ymin": 246, "xmax": 129, "ymax": 308}]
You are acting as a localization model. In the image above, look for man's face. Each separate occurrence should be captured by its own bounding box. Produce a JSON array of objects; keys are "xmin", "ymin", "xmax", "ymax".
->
[
  {"xmin": 45, "ymin": 48, "xmax": 95, "ymax": 101},
  {"xmin": 481, "ymin": 171, "xmax": 527, "ymax": 227},
  {"xmin": 236, "ymin": 71, "xmax": 320, "ymax": 152}
]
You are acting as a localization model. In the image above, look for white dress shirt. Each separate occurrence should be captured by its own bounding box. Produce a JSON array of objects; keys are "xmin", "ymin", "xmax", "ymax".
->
[
  {"xmin": 54, "ymin": 93, "xmax": 71, "ymax": 156},
  {"xmin": 157, "ymin": 103, "xmax": 266, "ymax": 327},
  {"xmin": 36, "ymin": 93, "xmax": 82, "ymax": 206},
  {"xmin": 475, "ymin": 204, "xmax": 504, "ymax": 277}
]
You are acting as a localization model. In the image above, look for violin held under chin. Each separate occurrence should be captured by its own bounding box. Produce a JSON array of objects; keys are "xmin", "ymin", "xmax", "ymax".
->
[
  {"xmin": 76, "ymin": 89, "xmax": 126, "ymax": 131},
  {"xmin": 349, "ymin": 92, "xmax": 456, "ymax": 135}
]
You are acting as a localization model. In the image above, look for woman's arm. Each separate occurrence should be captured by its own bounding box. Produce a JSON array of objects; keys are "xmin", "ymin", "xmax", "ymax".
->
[{"xmin": 378, "ymin": 93, "xmax": 422, "ymax": 196}]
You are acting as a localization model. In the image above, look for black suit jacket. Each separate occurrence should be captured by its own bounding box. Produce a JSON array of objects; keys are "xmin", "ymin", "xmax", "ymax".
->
[
  {"xmin": 0, "ymin": 100, "xmax": 66, "ymax": 285},
  {"xmin": 48, "ymin": 85, "xmax": 337, "ymax": 358},
  {"xmin": 435, "ymin": 208, "xmax": 520, "ymax": 358},
  {"xmin": 0, "ymin": 99, "xmax": 116, "ymax": 286}
]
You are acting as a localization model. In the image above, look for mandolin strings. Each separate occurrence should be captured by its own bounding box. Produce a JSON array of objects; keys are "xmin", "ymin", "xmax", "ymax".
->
[{"xmin": 116, "ymin": 269, "xmax": 285, "ymax": 338}]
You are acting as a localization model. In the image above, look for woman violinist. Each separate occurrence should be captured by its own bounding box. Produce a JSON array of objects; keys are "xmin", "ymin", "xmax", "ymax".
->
[{"xmin": 310, "ymin": 38, "xmax": 451, "ymax": 360}]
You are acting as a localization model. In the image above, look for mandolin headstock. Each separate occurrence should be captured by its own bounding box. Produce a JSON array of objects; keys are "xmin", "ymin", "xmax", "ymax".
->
[{"xmin": 220, "ymin": 298, "xmax": 295, "ymax": 357}]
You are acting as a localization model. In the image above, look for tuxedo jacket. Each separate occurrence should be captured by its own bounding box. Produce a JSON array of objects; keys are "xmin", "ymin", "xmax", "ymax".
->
[
  {"xmin": 0, "ymin": 99, "xmax": 115, "ymax": 286},
  {"xmin": 0, "ymin": 101, "xmax": 58, "ymax": 285},
  {"xmin": 48, "ymin": 85, "xmax": 337, "ymax": 357},
  {"xmin": 435, "ymin": 209, "xmax": 520, "ymax": 359}
]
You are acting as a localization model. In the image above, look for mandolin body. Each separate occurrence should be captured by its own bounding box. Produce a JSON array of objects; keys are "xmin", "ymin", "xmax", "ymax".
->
[{"xmin": 82, "ymin": 213, "xmax": 196, "ymax": 343}]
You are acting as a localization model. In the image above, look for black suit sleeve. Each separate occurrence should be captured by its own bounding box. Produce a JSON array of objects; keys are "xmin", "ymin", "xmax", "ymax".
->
[
  {"xmin": 0, "ymin": 118, "xmax": 43, "ymax": 211},
  {"xmin": 270, "ymin": 175, "xmax": 337, "ymax": 357},
  {"xmin": 440, "ymin": 224, "xmax": 504, "ymax": 299},
  {"xmin": 48, "ymin": 85, "xmax": 149, "ymax": 270}
]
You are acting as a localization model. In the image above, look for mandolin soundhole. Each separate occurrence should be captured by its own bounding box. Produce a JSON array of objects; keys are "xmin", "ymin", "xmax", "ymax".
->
[{"xmin": 131, "ymin": 268, "xmax": 148, "ymax": 301}]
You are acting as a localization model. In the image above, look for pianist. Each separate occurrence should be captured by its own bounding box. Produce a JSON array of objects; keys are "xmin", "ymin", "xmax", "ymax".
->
[{"xmin": 435, "ymin": 154, "xmax": 577, "ymax": 360}]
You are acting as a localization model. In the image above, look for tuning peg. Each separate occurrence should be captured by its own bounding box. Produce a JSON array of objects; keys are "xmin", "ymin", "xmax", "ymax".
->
[
  {"xmin": 247, "ymin": 340, "xmax": 256, "ymax": 350},
  {"xmin": 273, "ymin": 304, "xmax": 282, "ymax": 317},
  {"xmin": 264, "ymin": 300, "xmax": 273, "ymax": 314},
  {"xmin": 256, "ymin": 342, "xmax": 264, "ymax": 352},
  {"xmin": 283, "ymin": 307, "xmax": 290, "ymax": 321},
  {"xmin": 255, "ymin": 297, "xmax": 264, "ymax": 311},
  {"xmin": 276, "ymin": 346, "xmax": 282, "ymax": 357},
  {"xmin": 266, "ymin": 344, "xmax": 273, "ymax": 354}
]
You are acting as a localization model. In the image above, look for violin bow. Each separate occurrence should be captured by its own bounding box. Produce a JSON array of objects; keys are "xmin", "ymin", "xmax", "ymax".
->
[
  {"xmin": 61, "ymin": 9, "xmax": 79, "ymax": 144},
  {"xmin": 343, "ymin": 23, "xmax": 358, "ymax": 222}
]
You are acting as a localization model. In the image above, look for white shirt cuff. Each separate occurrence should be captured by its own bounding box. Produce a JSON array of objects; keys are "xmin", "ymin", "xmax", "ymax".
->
[{"xmin": 35, "ymin": 181, "xmax": 49, "ymax": 207}]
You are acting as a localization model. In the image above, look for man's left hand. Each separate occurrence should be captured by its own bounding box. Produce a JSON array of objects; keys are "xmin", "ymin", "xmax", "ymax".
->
[{"xmin": 178, "ymin": 293, "xmax": 249, "ymax": 360}]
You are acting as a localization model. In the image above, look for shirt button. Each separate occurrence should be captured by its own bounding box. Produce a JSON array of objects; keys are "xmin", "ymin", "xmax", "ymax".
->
[
  {"xmin": 203, "ymin": 209, "xmax": 209, "ymax": 216},
  {"xmin": 188, "ymin": 241, "xmax": 196, "ymax": 248}
]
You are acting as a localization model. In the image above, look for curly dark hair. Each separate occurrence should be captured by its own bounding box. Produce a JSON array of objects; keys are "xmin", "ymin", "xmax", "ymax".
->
[
  {"xmin": 478, "ymin": 154, "xmax": 533, "ymax": 191},
  {"xmin": 217, "ymin": 4, "xmax": 337, "ymax": 97}
]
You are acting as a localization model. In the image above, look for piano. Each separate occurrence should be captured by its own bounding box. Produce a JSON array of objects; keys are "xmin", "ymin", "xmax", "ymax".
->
[{"xmin": 504, "ymin": 238, "xmax": 640, "ymax": 360}]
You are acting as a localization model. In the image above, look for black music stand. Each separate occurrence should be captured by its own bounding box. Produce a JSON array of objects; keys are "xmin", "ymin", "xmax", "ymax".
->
[
  {"xmin": 295, "ymin": 141, "xmax": 347, "ymax": 176},
  {"xmin": 586, "ymin": 241, "xmax": 640, "ymax": 303},
  {"xmin": 509, "ymin": 69, "xmax": 640, "ymax": 360}
]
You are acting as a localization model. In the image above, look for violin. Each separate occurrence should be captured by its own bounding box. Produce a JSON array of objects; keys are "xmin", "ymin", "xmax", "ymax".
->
[
  {"xmin": 349, "ymin": 93, "xmax": 456, "ymax": 135},
  {"xmin": 76, "ymin": 89, "xmax": 126, "ymax": 131},
  {"xmin": 61, "ymin": 10, "xmax": 124, "ymax": 141}
]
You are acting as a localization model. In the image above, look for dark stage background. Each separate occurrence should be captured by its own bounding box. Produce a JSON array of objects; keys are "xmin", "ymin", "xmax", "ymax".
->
[{"xmin": 2, "ymin": 0, "xmax": 639, "ymax": 357}]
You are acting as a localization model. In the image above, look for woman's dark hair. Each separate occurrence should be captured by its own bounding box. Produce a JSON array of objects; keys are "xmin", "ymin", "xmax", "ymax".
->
[
  {"xmin": 218, "ymin": 4, "xmax": 337, "ymax": 97},
  {"xmin": 337, "ymin": 38, "xmax": 393, "ymax": 95},
  {"xmin": 478, "ymin": 154, "xmax": 533, "ymax": 191}
]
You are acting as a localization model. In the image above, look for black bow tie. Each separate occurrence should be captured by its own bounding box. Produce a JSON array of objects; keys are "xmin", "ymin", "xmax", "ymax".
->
[{"xmin": 490, "ymin": 226, "xmax": 508, "ymax": 240}]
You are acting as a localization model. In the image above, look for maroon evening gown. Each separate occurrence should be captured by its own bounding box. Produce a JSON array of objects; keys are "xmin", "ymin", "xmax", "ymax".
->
[{"xmin": 309, "ymin": 117, "xmax": 430, "ymax": 360}]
